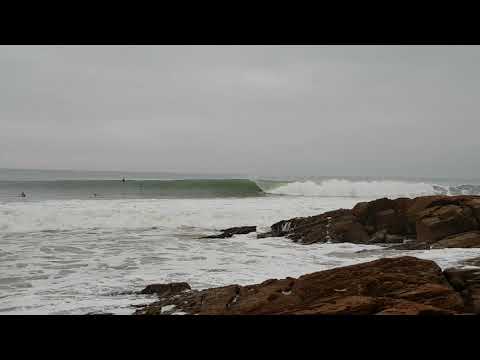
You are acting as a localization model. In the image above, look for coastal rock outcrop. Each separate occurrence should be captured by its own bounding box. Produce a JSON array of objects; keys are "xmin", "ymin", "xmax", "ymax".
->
[
  {"xmin": 256, "ymin": 195, "xmax": 480, "ymax": 249},
  {"xmin": 134, "ymin": 256, "xmax": 471, "ymax": 315}
]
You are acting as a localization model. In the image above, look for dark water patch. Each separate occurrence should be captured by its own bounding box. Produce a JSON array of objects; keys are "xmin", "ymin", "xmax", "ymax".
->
[
  {"xmin": 0, "ymin": 276, "xmax": 25, "ymax": 284},
  {"xmin": 30, "ymin": 275, "xmax": 50, "ymax": 281},
  {"xmin": 44, "ymin": 263, "xmax": 89, "ymax": 270},
  {"xmin": 139, "ymin": 257, "xmax": 171, "ymax": 264},
  {"xmin": 0, "ymin": 306, "xmax": 22, "ymax": 312}
]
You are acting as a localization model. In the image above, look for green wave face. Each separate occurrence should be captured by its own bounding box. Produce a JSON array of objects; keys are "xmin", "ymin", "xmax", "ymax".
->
[
  {"xmin": 131, "ymin": 179, "xmax": 265, "ymax": 198},
  {"xmin": 253, "ymin": 179, "xmax": 291, "ymax": 192},
  {"xmin": 0, "ymin": 179, "xmax": 266, "ymax": 200}
]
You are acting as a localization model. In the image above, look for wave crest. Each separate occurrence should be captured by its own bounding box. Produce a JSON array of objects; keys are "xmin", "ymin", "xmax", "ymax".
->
[{"xmin": 263, "ymin": 179, "xmax": 440, "ymax": 198}]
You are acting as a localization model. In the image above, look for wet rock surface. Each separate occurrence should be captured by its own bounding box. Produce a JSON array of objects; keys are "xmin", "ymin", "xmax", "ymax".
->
[
  {"xmin": 132, "ymin": 196, "xmax": 480, "ymax": 315},
  {"xmin": 201, "ymin": 226, "xmax": 257, "ymax": 239},
  {"xmin": 139, "ymin": 282, "xmax": 191, "ymax": 296},
  {"xmin": 431, "ymin": 231, "xmax": 480, "ymax": 249},
  {"xmin": 257, "ymin": 195, "xmax": 480, "ymax": 249},
  {"xmin": 443, "ymin": 268, "xmax": 480, "ymax": 313},
  {"xmin": 135, "ymin": 256, "xmax": 475, "ymax": 315},
  {"xmin": 387, "ymin": 241, "xmax": 429, "ymax": 250}
]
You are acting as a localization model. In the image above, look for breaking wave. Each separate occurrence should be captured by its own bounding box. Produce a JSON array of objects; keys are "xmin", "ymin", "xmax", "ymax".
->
[
  {"xmin": 2, "ymin": 178, "xmax": 480, "ymax": 202},
  {"xmin": 260, "ymin": 179, "xmax": 480, "ymax": 198}
]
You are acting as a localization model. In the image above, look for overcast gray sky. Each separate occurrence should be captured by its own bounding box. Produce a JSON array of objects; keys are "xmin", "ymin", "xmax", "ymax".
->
[{"xmin": 1, "ymin": 45, "xmax": 479, "ymax": 178}]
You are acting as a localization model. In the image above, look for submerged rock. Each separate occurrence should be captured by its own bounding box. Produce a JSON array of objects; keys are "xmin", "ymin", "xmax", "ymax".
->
[
  {"xmin": 139, "ymin": 282, "xmax": 191, "ymax": 297},
  {"xmin": 135, "ymin": 256, "xmax": 471, "ymax": 315},
  {"xmin": 388, "ymin": 241, "xmax": 429, "ymax": 250},
  {"xmin": 201, "ymin": 226, "xmax": 256, "ymax": 239}
]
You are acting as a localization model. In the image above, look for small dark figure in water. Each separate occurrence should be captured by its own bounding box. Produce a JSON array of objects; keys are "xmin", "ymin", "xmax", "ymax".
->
[
  {"xmin": 20, "ymin": 192, "xmax": 26, "ymax": 197},
  {"xmin": 93, "ymin": 193, "xmax": 98, "ymax": 197},
  {"xmin": 122, "ymin": 178, "xmax": 126, "ymax": 183}
]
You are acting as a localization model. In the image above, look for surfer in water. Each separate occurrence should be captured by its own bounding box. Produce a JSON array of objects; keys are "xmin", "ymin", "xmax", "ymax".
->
[
  {"xmin": 122, "ymin": 177, "xmax": 126, "ymax": 183},
  {"xmin": 20, "ymin": 192, "xmax": 26, "ymax": 198}
]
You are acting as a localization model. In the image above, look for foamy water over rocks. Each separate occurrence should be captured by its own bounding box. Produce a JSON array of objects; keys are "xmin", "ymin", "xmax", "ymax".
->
[{"xmin": 2, "ymin": 195, "xmax": 480, "ymax": 314}]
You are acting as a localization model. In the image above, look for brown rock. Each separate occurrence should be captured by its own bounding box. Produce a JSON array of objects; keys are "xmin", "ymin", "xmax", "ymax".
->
[
  {"xmin": 352, "ymin": 202, "xmax": 369, "ymax": 222},
  {"xmin": 260, "ymin": 196, "xmax": 431, "ymax": 245},
  {"xmin": 340, "ymin": 197, "xmax": 411, "ymax": 240},
  {"xmin": 256, "ymin": 195, "xmax": 480, "ymax": 247},
  {"xmin": 135, "ymin": 256, "xmax": 465, "ymax": 315},
  {"xmin": 415, "ymin": 205, "xmax": 478, "ymax": 244},
  {"xmin": 290, "ymin": 296, "xmax": 387, "ymax": 315},
  {"xmin": 360, "ymin": 198, "xmax": 396, "ymax": 226},
  {"xmin": 269, "ymin": 209, "xmax": 362, "ymax": 244},
  {"xmin": 444, "ymin": 268, "xmax": 480, "ymax": 313},
  {"xmin": 375, "ymin": 209, "xmax": 405, "ymax": 234},
  {"xmin": 376, "ymin": 302, "xmax": 455, "ymax": 315},
  {"xmin": 406, "ymin": 195, "xmax": 450, "ymax": 221},
  {"xmin": 391, "ymin": 283, "xmax": 462, "ymax": 309},
  {"xmin": 392, "ymin": 197, "xmax": 415, "ymax": 214},
  {"xmin": 408, "ymin": 195, "xmax": 480, "ymax": 221},
  {"xmin": 431, "ymin": 231, "xmax": 480, "ymax": 249},
  {"xmin": 464, "ymin": 198, "xmax": 480, "ymax": 223},
  {"xmin": 330, "ymin": 219, "xmax": 369, "ymax": 244}
]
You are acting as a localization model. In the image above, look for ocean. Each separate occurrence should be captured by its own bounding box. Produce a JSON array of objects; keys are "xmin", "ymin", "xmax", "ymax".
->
[{"xmin": 2, "ymin": 168, "xmax": 480, "ymax": 314}]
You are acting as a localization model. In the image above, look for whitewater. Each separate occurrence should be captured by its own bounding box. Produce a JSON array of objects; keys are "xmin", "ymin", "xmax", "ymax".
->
[{"xmin": 2, "ymin": 173, "xmax": 480, "ymax": 314}]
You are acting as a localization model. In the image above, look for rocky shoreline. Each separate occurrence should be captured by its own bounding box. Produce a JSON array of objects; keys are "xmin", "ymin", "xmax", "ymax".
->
[
  {"xmin": 259, "ymin": 195, "xmax": 480, "ymax": 249},
  {"xmin": 133, "ymin": 195, "xmax": 480, "ymax": 315},
  {"xmin": 135, "ymin": 256, "xmax": 480, "ymax": 315}
]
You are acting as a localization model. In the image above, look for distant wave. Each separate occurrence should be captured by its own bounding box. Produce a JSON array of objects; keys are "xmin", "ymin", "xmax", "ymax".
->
[
  {"xmin": 0, "ymin": 179, "xmax": 265, "ymax": 201},
  {"xmin": 2, "ymin": 178, "xmax": 480, "ymax": 202},
  {"xmin": 257, "ymin": 179, "xmax": 480, "ymax": 198}
]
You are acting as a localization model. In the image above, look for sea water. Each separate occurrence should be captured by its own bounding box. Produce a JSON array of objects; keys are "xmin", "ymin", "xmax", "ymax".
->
[{"xmin": 2, "ymin": 169, "xmax": 480, "ymax": 314}]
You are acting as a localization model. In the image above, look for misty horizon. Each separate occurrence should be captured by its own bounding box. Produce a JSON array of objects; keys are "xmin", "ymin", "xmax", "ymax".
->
[
  {"xmin": 2, "ymin": 167, "xmax": 480, "ymax": 183},
  {"xmin": 1, "ymin": 45, "xmax": 480, "ymax": 178}
]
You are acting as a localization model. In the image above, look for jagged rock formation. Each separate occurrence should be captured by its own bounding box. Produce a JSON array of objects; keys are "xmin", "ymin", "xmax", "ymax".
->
[
  {"xmin": 134, "ymin": 256, "xmax": 480, "ymax": 315},
  {"xmin": 132, "ymin": 196, "xmax": 480, "ymax": 316},
  {"xmin": 257, "ymin": 195, "xmax": 480, "ymax": 249}
]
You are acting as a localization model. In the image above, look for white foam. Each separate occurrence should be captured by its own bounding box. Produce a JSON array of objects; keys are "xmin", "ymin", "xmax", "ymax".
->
[
  {"xmin": 266, "ymin": 179, "xmax": 437, "ymax": 198},
  {"xmin": 161, "ymin": 305, "xmax": 176, "ymax": 313},
  {"xmin": 0, "ymin": 197, "xmax": 363, "ymax": 234},
  {"xmin": 2, "ymin": 195, "xmax": 480, "ymax": 315}
]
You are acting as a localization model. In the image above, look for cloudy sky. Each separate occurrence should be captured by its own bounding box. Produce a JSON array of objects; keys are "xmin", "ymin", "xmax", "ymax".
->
[{"xmin": 1, "ymin": 45, "xmax": 479, "ymax": 178}]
